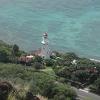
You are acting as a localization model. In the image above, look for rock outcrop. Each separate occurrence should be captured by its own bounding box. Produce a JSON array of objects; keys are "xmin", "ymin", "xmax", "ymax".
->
[
  {"xmin": 25, "ymin": 92, "xmax": 40, "ymax": 100},
  {"xmin": 0, "ymin": 81, "xmax": 13, "ymax": 100}
]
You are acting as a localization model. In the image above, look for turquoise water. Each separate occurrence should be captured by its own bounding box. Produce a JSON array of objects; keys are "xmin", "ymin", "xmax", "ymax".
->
[{"xmin": 0, "ymin": 0, "xmax": 100, "ymax": 59}]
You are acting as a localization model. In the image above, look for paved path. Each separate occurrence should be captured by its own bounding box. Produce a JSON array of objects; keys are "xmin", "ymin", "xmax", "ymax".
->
[{"xmin": 73, "ymin": 87, "xmax": 100, "ymax": 100}]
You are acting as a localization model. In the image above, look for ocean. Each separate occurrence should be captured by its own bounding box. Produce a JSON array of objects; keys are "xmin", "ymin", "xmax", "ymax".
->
[{"xmin": 0, "ymin": 0, "xmax": 100, "ymax": 59}]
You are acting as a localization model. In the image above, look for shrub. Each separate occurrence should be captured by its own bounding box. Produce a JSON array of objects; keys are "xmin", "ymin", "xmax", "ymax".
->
[
  {"xmin": 43, "ymin": 82, "xmax": 76, "ymax": 100},
  {"xmin": 90, "ymin": 78, "xmax": 100, "ymax": 94},
  {"xmin": 33, "ymin": 62, "xmax": 45, "ymax": 69},
  {"xmin": 45, "ymin": 59, "xmax": 55, "ymax": 67}
]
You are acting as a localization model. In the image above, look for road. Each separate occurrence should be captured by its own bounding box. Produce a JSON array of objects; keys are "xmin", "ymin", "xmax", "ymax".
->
[{"xmin": 73, "ymin": 87, "xmax": 100, "ymax": 100}]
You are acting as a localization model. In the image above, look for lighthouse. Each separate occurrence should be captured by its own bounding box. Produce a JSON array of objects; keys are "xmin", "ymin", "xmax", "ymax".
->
[{"xmin": 41, "ymin": 32, "xmax": 50, "ymax": 58}]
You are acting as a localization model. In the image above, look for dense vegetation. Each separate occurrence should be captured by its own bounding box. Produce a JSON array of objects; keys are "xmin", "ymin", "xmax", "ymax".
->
[
  {"xmin": 0, "ymin": 40, "xmax": 25, "ymax": 63},
  {"xmin": 0, "ymin": 63, "xmax": 76, "ymax": 100},
  {"xmin": 49, "ymin": 52, "xmax": 100, "ymax": 91},
  {"xmin": 0, "ymin": 40, "xmax": 100, "ymax": 100}
]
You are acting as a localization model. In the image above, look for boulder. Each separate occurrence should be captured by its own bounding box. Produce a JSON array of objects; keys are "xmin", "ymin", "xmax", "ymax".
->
[
  {"xmin": 26, "ymin": 92, "xmax": 40, "ymax": 100},
  {"xmin": 0, "ymin": 81, "xmax": 13, "ymax": 100}
]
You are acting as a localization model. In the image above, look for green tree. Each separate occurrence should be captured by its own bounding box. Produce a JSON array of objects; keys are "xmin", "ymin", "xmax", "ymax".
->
[
  {"xmin": 63, "ymin": 52, "xmax": 79, "ymax": 62},
  {"xmin": 90, "ymin": 78, "xmax": 100, "ymax": 94},
  {"xmin": 12, "ymin": 44, "xmax": 19, "ymax": 57},
  {"xmin": 73, "ymin": 70, "xmax": 90, "ymax": 83},
  {"xmin": 0, "ymin": 48, "xmax": 10, "ymax": 62},
  {"xmin": 33, "ymin": 56, "xmax": 43, "ymax": 63}
]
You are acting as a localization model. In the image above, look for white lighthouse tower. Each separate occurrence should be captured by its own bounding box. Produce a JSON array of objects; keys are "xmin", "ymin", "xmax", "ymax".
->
[{"xmin": 41, "ymin": 32, "xmax": 50, "ymax": 58}]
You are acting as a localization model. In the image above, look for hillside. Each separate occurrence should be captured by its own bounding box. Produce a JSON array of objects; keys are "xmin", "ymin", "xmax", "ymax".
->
[
  {"xmin": 0, "ymin": 41, "xmax": 100, "ymax": 100},
  {"xmin": 0, "ymin": 63, "xmax": 76, "ymax": 100}
]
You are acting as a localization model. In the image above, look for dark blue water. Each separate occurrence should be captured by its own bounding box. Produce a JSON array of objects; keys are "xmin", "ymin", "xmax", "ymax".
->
[{"xmin": 0, "ymin": 0, "xmax": 100, "ymax": 59}]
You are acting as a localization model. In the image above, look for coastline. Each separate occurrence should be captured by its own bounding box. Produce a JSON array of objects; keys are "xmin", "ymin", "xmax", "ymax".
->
[{"xmin": 90, "ymin": 58, "xmax": 100, "ymax": 63}]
